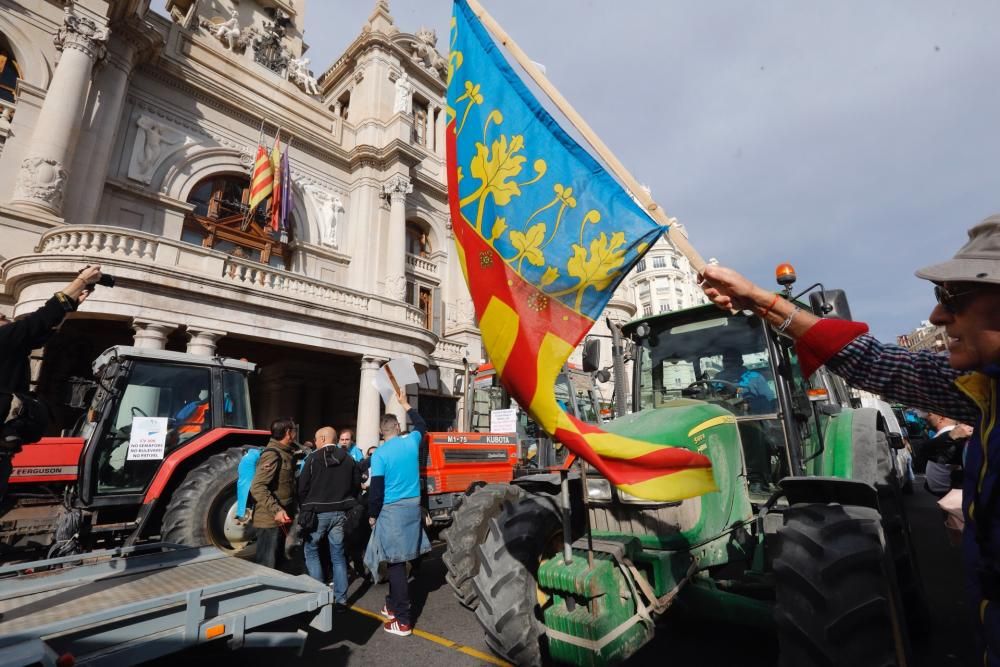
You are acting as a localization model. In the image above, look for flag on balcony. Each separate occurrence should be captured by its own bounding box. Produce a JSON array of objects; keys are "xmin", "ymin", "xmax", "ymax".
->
[
  {"xmin": 445, "ymin": 0, "xmax": 715, "ymax": 501},
  {"xmin": 248, "ymin": 142, "xmax": 274, "ymax": 216},
  {"xmin": 269, "ymin": 132, "xmax": 283, "ymax": 232},
  {"xmin": 278, "ymin": 145, "xmax": 292, "ymax": 242}
]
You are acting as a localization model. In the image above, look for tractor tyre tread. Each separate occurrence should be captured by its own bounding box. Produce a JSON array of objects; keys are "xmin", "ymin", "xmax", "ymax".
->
[
  {"xmin": 774, "ymin": 503, "xmax": 902, "ymax": 667},
  {"xmin": 441, "ymin": 483, "xmax": 527, "ymax": 609},
  {"xmin": 472, "ymin": 494, "xmax": 562, "ymax": 667},
  {"xmin": 161, "ymin": 448, "xmax": 244, "ymax": 550}
]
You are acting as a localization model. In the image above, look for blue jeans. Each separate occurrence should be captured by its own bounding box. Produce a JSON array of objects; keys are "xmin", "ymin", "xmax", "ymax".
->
[{"xmin": 304, "ymin": 510, "xmax": 348, "ymax": 604}]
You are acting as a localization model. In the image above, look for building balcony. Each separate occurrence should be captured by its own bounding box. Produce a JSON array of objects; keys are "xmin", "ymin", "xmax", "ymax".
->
[
  {"xmin": 405, "ymin": 252, "xmax": 438, "ymax": 281},
  {"xmin": 4, "ymin": 225, "xmax": 440, "ymax": 361}
]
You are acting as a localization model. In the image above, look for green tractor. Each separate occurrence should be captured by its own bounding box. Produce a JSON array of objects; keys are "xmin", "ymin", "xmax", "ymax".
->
[{"xmin": 448, "ymin": 277, "xmax": 922, "ymax": 666}]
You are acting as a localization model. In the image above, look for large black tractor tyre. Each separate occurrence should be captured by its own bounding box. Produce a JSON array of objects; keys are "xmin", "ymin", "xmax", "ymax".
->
[
  {"xmin": 162, "ymin": 448, "xmax": 251, "ymax": 552},
  {"xmin": 774, "ymin": 503, "xmax": 909, "ymax": 667},
  {"xmin": 473, "ymin": 494, "xmax": 563, "ymax": 667},
  {"xmin": 442, "ymin": 483, "xmax": 527, "ymax": 609}
]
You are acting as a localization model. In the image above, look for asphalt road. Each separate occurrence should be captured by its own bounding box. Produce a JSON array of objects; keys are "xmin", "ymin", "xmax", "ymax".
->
[{"xmin": 157, "ymin": 478, "xmax": 974, "ymax": 666}]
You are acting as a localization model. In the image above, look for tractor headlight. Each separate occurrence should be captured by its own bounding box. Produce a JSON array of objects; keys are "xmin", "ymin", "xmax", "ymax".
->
[
  {"xmin": 617, "ymin": 489, "xmax": 681, "ymax": 507},
  {"xmin": 586, "ymin": 477, "xmax": 612, "ymax": 502}
]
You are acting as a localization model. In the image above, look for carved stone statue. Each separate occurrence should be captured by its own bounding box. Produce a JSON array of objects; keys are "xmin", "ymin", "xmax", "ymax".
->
[
  {"xmin": 212, "ymin": 10, "xmax": 241, "ymax": 51},
  {"xmin": 128, "ymin": 115, "xmax": 188, "ymax": 184},
  {"xmin": 319, "ymin": 196, "xmax": 343, "ymax": 247},
  {"xmin": 413, "ymin": 28, "xmax": 448, "ymax": 80},
  {"xmin": 393, "ymin": 72, "xmax": 413, "ymax": 114},
  {"xmin": 288, "ymin": 56, "xmax": 320, "ymax": 96}
]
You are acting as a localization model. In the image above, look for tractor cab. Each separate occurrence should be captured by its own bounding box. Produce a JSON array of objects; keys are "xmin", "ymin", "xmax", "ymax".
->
[
  {"xmin": 73, "ymin": 347, "xmax": 256, "ymax": 506},
  {"xmin": 4, "ymin": 346, "xmax": 265, "ymax": 556}
]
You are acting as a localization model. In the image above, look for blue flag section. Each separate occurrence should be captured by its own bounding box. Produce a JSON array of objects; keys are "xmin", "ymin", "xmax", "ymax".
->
[
  {"xmin": 446, "ymin": 0, "xmax": 717, "ymax": 502},
  {"xmin": 448, "ymin": 0, "xmax": 665, "ymax": 321}
]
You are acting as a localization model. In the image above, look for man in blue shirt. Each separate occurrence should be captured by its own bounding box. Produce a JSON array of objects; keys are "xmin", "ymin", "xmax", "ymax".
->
[
  {"xmin": 338, "ymin": 428, "xmax": 364, "ymax": 462},
  {"xmin": 716, "ymin": 349, "xmax": 776, "ymax": 415},
  {"xmin": 366, "ymin": 389, "xmax": 431, "ymax": 637}
]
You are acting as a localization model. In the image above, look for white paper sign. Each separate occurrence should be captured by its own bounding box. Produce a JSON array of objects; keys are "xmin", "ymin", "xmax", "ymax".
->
[
  {"xmin": 373, "ymin": 358, "xmax": 420, "ymax": 407},
  {"xmin": 127, "ymin": 416, "xmax": 169, "ymax": 460},
  {"xmin": 490, "ymin": 408, "xmax": 517, "ymax": 434}
]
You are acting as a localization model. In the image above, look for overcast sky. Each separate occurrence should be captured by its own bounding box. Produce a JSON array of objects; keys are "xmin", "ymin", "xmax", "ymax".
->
[{"xmin": 167, "ymin": 1, "xmax": 1000, "ymax": 341}]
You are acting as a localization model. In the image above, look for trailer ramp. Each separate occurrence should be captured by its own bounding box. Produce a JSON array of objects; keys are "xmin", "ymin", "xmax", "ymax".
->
[{"xmin": 0, "ymin": 543, "xmax": 332, "ymax": 666}]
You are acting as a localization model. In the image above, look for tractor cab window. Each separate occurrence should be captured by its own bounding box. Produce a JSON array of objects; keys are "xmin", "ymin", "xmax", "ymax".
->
[
  {"xmin": 636, "ymin": 312, "xmax": 783, "ymax": 492},
  {"xmin": 92, "ymin": 362, "xmax": 212, "ymax": 495},
  {"xmin": 567, "ymin": 370, "xmax": 600, "ymax": 424},
  {"xmin": 636, "ymin": 314, "xmax": 776, "ymax": 416},
  {"xmin": 222, "ymin": 370, "xmax": 252, "ymax": 429}
]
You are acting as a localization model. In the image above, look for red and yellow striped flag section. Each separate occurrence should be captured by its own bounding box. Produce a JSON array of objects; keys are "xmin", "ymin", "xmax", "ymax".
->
[
  {"xmin": 248, "ymin": 144, "xmax": 273, "ymax": 211},
  {"xmin": 446, "ymin": 0, "xmax": 715, "ymax": 501}
]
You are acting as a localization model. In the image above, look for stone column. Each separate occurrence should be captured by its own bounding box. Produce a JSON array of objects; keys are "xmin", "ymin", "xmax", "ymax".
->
[
  {"xmin": 131, "ymin": 318, "xmax": 175, "ymax": 350},
  {"xmin": 382, "ymin": 174, "xmax": 412, "ymax": 301},
  {"xmin": 65, "ymin": 22, "xmax": 160, "ymax": 225},
  {"xmin": 185, "ymin": 328, "xmax": 225, "ymax": 356},
  {"xmin": 12, "ymin": 8, "xmax": 108, "ymax": 215},
  {"xmin": 356, "ymin": 356, "xmax": 384, "ymax": 449}
]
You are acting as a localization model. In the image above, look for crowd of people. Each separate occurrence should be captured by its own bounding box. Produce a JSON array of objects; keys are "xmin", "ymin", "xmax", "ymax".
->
[{"xmin": 247, "ymin": 388, "xmax": 431, "ymax": 637}]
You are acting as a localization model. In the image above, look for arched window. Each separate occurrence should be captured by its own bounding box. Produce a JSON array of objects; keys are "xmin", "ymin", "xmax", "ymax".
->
[
  {"xmin": 406, "ymin": 220, "xmax": 431, "ymax": 257},
  {"xmin": 182, "ymin": 174, "xmax": 292, "ymax": 269},
  {"xmin": 0, "ymin": 41, "xmax": 21, "ymax": 104}
]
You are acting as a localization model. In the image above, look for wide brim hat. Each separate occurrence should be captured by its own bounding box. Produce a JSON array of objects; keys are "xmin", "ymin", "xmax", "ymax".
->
[{"xmin": 915, "ymin": 215, "xmax": 1000, "ymax": 285}]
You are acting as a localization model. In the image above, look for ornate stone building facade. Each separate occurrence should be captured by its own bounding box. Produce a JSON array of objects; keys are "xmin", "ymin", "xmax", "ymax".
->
[
  {"xmin": 0, "ymin": 0, "xmax": 479, "ymax": 447},
  {"xmin": 623, "ymin": 222, "xmax": 706, "ymax": 318}
]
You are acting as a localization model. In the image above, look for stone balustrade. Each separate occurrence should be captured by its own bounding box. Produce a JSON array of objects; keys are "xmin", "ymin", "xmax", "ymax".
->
[
  {"xmin": 433, "ymin": 338, "xmax": 466, "ymax": 361},
  {"xmin": 33, "ymin": 226, "xmax": 440, "ymax": 335},
  {"xmin": 222, "ymin": 257, "xmax": 371, "ymax": 311},
  {"xmin": 39, "ymin": 227, "xmax": 158, "ymax": 260},
  {"xmin": 405, "ymin": 252, "xmax": 437, "ymax": 275}
]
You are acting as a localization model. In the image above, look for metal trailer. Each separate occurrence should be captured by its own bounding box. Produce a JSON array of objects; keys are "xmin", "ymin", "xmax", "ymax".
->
[{"xmin": 0, "ymin": 543, "xmax": 333, "ymax": 667}]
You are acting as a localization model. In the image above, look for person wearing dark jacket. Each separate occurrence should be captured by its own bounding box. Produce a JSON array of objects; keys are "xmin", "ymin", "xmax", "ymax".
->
[
  {"xmin": 0, "ymin": 265, "xmax": 102, "ymax": 420},
  {"xmin": 924, "ymin": 413, "xmax": 972, "ymax": 497},
  {"xmin": 299, "ymin": 426, "xmax": 360, "ymax": 607},
  {"xmin": 1, "ymin": 265, "xmax": 102, "ymax": 500}
]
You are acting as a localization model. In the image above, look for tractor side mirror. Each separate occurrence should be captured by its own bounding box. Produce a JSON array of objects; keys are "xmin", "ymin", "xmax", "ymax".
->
[
  {"xmin": 886, "ymin": 432, "xmax": 905, "ymax": 450},
  {"xmin": 582, "ymin": 338, "xmax": 601, "ymax": 373},
  {"xmin": 595, "ymin": 369, "xmax": 611, "ymax": 383},
  {"xmin": 809, "ymin": 290, "xmax": 852, "ymax": 321}
]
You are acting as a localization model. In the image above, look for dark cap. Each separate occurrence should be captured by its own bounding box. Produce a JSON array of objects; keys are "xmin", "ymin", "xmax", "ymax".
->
[{"xmin": 915, "ymin": 215, "xmax": 1000, "ymax": 285}]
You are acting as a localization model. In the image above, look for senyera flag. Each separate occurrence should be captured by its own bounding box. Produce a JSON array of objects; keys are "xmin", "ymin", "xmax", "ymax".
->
[{"xmin": 446, "ymin": 0, "xmax": 715, "ymax": 501}]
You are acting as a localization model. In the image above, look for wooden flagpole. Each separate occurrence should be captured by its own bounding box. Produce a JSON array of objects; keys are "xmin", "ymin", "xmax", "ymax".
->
[{"xmin": 464, "ymin": 0, "xmax": 707, "ymax": 273}]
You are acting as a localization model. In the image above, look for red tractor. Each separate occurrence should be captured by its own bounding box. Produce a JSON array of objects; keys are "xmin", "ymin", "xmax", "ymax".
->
[{"xmin": 2, "ymin": 345, "xmax": 268, "ymax": 560}]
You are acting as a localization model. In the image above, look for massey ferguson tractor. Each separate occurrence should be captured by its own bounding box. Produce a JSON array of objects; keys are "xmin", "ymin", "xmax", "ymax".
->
[
  {"xmin": 446, "ymin": 272, "xmax": 924, "ymax": 667},
  {"xmin": 1, "ymin": 346, "xmax": 268, "ymax": 560}
]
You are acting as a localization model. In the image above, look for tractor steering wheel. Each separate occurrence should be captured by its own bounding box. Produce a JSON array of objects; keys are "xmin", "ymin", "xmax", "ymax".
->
[{"xmin": 683, "ymin": 379, "xmax": 741, "ymax": 401}]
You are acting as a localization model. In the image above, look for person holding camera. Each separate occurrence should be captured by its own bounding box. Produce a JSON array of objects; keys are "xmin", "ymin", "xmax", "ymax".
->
[{"xmin": 0, "ymin": 265, "xmax": 103, "ymax": 500}]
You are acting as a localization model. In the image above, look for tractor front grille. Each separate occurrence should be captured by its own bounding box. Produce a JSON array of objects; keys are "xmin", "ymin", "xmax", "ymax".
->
[
  {"xmin": 587, "ymin": 497, "xmax": 702, "ymax": 539},
  {"xmin": 442, "ymin": 448, "xmax": 511, "ymax": 463}
]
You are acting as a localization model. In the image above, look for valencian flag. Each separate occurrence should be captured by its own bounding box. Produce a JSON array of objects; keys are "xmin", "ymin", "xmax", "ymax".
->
[
  {"xmin": 269, "ymin": 132, "xmax": 284, "ymax": 232},
  {"xmin": 248, "ymin": 141, "xmax": 274, "ymax": 218},
  {"xmin": 446, "ymin": 0, "xmax": 715, "ymax": 500}
]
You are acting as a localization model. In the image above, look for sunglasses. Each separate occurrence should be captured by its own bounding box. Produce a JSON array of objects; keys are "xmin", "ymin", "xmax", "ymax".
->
[{"xmin": 934, "ymin": 284, "xmax": 981, "ymax": 314}]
